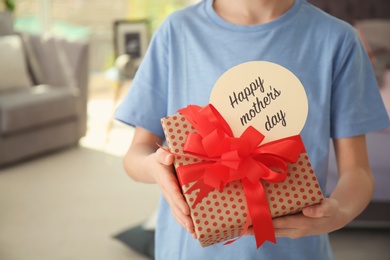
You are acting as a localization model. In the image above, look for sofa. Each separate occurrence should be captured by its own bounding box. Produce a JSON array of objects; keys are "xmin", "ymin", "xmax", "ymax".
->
[{"xmin": 0, "ymin": 12, "xmax": 89, "ymax": 167}]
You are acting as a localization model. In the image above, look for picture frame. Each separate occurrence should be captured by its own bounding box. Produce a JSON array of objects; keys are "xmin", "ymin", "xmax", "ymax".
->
[{"xmin": 113, "ymin": 20, "xmax": 149, "ymax": 69}]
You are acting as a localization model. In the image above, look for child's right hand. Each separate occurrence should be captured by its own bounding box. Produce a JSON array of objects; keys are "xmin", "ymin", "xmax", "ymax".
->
[{"xmin": 153, "ymin": 148, "xmax": 197, "ymax": 239}]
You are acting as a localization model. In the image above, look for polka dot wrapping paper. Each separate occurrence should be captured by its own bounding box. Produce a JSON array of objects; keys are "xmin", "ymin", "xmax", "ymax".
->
[{"xmin": 161, "ymin": 112, "xmax": 323, "ymax": 248}]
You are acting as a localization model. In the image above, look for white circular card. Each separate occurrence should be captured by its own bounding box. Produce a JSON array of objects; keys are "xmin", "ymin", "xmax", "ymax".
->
[{"xmin": 209, "ymin": 61, "xmax": 308, "ymax": 144}]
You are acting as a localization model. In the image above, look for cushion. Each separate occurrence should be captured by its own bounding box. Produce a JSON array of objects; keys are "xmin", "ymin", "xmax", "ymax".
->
[
  {"xmin": 0, "ymin": 85, "xmax": 79, "ymax": 134},
  {"xmin": 0, "ymin": 12, "xmax": 13, "ymax": 36},
  {"xmin": 25, "ymin": 35, "xmax": 75, "ymax": 87},
  {"xmin": 0, "ymin": 35, "xmax": 33, "ymax": 91},
  {"xmin": 20, "ymin": 33, "xmax": 45, "ymax": 85}
]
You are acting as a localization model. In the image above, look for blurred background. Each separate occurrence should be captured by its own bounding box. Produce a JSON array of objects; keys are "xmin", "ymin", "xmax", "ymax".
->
[
  {"xmin": 11, "ymin": 0, "xmax": 196, "ymax": 69},
  {"xmin": 0, "ymin": 0, "xmax": 389, "ymax": 259}
]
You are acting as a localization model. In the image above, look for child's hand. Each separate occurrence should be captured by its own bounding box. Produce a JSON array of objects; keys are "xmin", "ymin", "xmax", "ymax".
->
[
  {"xmin": 244, "ymin": 198, "xmax": 343, "ymax": 238},
  {"xmin": 153, "ymin": 148, "xmax": 197, "ymax": 239},
  {"xmin": 272, "ymin": 198, "xmax": 344, "ymax": 238}
]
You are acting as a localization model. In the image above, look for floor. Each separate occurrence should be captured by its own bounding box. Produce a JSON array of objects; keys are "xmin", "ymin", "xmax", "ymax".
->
[{"xmin": 0, "ymin": 146, "xmax": 158, "ymax": 260}]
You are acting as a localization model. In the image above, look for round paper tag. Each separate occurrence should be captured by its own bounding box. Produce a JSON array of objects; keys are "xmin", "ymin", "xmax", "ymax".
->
[{"xmin": 209, "ymin": 61, "xmax": 308, "ymax": 143}]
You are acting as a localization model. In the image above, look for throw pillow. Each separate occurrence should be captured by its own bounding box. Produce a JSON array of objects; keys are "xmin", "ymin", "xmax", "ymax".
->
[
  {"xmin": 20, "ymin": 33, "xmax": 45, "ymax": 85},
  {"xmin": 0, "ymin": 35, "xmax": 33, "ymax": 91},
  {"xmin": 26, "ymin": 34, "xmax": 75, "ymax": 87},
  {"xmin": 0, "ymin": 12, "xmax": 13, "ymax": 36}
]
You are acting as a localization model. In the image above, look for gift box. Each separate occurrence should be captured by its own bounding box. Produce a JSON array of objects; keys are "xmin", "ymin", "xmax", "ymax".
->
[{"xmin": 161, "ymin": 104, "xmax": 324, "ymax": 248}]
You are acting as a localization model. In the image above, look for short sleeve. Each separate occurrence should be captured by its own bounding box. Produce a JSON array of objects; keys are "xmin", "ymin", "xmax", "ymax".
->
[
  {"xmin": 330, "ymin": 30, "xmax": 390, "ymax": 138},
  {"xmin": 114, "ymin": 24, "xmax": 169, "ymax": 138}
]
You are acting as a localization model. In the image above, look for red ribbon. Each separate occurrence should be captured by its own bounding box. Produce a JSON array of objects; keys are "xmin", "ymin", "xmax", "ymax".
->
[{"xmin": 175, "ymin": 104, "xmax": 305, "ymax": 248}]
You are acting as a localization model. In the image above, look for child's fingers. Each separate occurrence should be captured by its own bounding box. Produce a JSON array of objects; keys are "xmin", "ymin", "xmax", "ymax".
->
[
  {"xmin": 154, "ymin": 148, "xmax": 196, "ymax": 236},
  {"xmin": 302, "ymin": 198, "xmax": 339, "ymax": 218},
  {"xmin": 166, "ymin": 189, "xmax": 195, "ymax": 234},
  {"xmin": 155, "ymin": 147, "xmax": 174, "ymax": 165}
]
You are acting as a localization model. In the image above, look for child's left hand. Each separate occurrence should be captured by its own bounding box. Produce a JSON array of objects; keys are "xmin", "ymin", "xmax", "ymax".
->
[
  {"xmin": 245, "ymin": 198, "xmax": 346, "ymax": 238},
  {"xmin": 245, "ymin": 135, "xmax": 374, "ymax": 239},
  {"xmin": 272, "ymin": 197, "xmax": 345, "ymax": 238}
]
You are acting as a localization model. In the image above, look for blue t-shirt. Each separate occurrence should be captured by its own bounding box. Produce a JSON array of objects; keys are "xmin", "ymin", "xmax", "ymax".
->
[{"xmin": 115, "ymin": 0, "xmax": 390, "ymax": 259}]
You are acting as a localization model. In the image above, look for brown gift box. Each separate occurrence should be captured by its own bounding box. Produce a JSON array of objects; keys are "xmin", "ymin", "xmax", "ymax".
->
[{"xmin": 161, "ymin": 112, "xmax": 323, "ymax": 247}]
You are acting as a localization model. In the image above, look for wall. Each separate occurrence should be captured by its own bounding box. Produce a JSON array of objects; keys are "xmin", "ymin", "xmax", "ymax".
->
[{"xmin": 13, "ymin": 0, "xmax": 197, "ymax": 70}]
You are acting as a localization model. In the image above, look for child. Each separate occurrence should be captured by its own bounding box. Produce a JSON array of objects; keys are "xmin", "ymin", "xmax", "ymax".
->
[{"xmin": 115, "ymin": 0, "xmax": 390, "ymax": 259}]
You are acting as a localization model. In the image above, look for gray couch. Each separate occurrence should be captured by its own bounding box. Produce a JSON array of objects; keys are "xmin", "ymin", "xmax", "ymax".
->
[{"xmin": 0, "ymin": 12, "xmax": 89, "ymax": 167}]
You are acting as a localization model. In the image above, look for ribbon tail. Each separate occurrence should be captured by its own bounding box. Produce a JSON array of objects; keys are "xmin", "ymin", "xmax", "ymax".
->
[
  {"xmin": 242, "ymin": 178, "xmax": 276, "ymax": 248},
  {"xmin": 184, "ymin": 179, "xmax": 214, "ymax": 209}
]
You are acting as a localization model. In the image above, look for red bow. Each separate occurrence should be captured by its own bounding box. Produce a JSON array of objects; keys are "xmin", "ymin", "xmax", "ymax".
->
[{"xmin": 176, "ymin": 104, "xmax": 305, "ymax": 248}]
